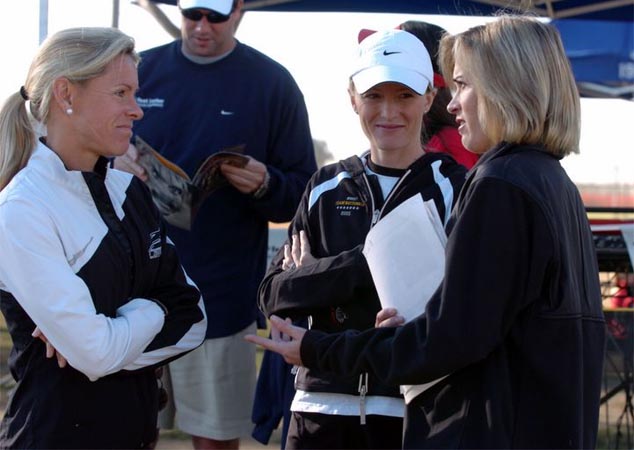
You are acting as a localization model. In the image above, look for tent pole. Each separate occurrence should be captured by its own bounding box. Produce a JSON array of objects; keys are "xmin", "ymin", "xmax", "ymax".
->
[
  {"xmin": 112, "ymin": 0, "xmax": 120, "ymax": 28},
  {"xmin": 39, "ymin": 0, "xmax": 48, "ymax": 44}
]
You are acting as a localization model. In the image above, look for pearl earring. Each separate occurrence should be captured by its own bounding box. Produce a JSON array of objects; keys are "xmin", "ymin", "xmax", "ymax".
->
[{"xmin": 66, "ymin": 107, "xmax": 73, "ymax": 115}]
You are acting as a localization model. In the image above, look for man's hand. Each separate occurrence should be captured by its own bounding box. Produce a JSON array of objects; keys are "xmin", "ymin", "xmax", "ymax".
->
[
  {"xmin": 113, "ymin": 143, "xmax": 147, "ymax": 181},
  {"xmin": 220, "ymin": 156, "xmax": 267, "ymax": 195},
  {"xmin": 244, "ymin": 315, "xmax": 306, "ymax": 366}
]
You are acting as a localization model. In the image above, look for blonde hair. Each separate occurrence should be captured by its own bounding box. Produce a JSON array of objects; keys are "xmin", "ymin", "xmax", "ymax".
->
[
  {"xmin": 0, "ymin": 27, "xmax": 138, "ymax": 190},
  {"xmin": 439, "ymin": 15, "xmax": 580, "ymax": 157}
]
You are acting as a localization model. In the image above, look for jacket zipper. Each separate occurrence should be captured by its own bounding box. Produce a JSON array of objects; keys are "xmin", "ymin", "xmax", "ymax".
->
[
  {"xmin": 358, "ymin": 373, "xmax": 368, "ymax": 425},
  {"xmin": 361, "ymin": 172, "xmax": 379, "ymax": 226},
  {"xmin": 357, "ymin": 168, "xmax": 412, "ymax": 424},
  {"xmin": 363, "ymin": 169, "xmax": 412, "ymax": 227}
]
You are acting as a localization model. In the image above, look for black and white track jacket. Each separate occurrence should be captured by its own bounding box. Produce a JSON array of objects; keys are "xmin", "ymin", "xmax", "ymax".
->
[
  {"xmin": 259, "ymin": 151, "xmax": 467, "ymax": 399},
  {"xmin": 0, "ymin": 141, "xmax": 206, "ymax": 449}
]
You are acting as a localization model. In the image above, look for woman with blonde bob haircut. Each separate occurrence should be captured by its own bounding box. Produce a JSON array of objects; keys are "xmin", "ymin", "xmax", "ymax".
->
[
  {"xmin": 247, "ymin": 15, "xmax": 605, "ymax": 449},
  {"xmin": 0, "ymin": 27, "xmax": 206, "ymax": 449},
  {"xmin": 438, "ymin": 15, "xmax": 580, "ymax": 158}
]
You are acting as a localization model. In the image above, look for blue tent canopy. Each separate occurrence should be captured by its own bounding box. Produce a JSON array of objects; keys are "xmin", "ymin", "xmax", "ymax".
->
[
  {"xmin": 149, "ymin": 0, "xmax": 634, "ymax": 98},
  {"xmin": 553, "ymin": 19, "xmax": 634, "ymax": 99},
  {"xmin": 152, "ymin": 0, "xmax": 634, "ymax": 21}
]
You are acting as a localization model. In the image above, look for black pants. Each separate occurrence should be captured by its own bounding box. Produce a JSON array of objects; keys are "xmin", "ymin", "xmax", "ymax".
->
[{"xmin": 286, "ymin": 411, "xmax": 403, "ymax": 449}]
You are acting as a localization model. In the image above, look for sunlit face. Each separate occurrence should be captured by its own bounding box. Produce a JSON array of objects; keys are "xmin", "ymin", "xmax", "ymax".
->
[
  {"xmin": 446, "ymin": 61, "xmax": 493, "ymax": 154},
  {"xmin": 69, "ymin": 54, "xmax": 143, "ymax": 162},
  {"xmin": 350, "ymin": 81, "xmax": 433, "ymax": 167},
  {"xmin": 180, "ymin": 5, "xmax": 240, "ymax": 57}
]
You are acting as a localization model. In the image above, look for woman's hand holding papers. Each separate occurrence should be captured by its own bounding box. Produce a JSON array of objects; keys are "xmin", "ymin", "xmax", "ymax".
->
[{"xmin": 375, "ymin": 308, "xmax": 405, "ymax": 328}]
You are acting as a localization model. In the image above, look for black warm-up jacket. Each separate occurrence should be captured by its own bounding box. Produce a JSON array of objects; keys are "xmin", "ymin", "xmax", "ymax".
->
[
  {"xmin": 259, "ymin": 151, "xmax": 467, "ymax": 402},
  {"xmin": 300, "ymin": 143, "xmax": 606, "ymax": 449}
]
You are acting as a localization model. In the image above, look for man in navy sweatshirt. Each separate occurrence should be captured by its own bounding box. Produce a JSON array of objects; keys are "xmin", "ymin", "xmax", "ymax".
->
[{"xmin": 115, "ymin": 0, "xmax": 316, "ymax": 447}]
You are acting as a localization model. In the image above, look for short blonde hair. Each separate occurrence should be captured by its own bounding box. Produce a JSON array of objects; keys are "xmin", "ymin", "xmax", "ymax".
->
[
  {"xmin": 0, "ymin": 27, "xmax": 138, "ymax": 190},
  {"xmin": 439, "ymin": 15, "xmax": 580, "ymax": 157}
]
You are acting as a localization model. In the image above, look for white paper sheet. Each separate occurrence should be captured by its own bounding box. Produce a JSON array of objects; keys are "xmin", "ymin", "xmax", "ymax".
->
[
  {"xmin": 363, "ymin": 194, "xmax": 445, "ymax": 322},
  {"xmin": 362, "ymin": 194, "xmax": 449, "ymax": 403}
]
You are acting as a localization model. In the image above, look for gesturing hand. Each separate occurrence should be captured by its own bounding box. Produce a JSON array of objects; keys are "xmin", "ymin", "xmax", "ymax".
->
[{"xmin": 244, "ymin": 315, "xmax": 306, "ymax": 366}]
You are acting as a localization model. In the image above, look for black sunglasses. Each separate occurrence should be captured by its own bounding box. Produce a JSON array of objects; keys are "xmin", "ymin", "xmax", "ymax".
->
[{"xmin": 181, "ymin": 8, "xmax": 232, "ymax": 24}]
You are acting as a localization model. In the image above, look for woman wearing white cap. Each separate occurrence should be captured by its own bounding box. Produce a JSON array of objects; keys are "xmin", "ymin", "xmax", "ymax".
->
[
  {"xmin": 257, "ymin": 29, "xmax": 467, "ymax": 449},
  {"xmin": 249, "ymin": 15, "xmax": 605, "ymax": 449}
]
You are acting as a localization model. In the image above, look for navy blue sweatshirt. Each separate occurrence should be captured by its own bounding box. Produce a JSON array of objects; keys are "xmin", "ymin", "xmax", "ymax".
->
[{"xmin": 133, "ymin": 40, "xmax": 316, "ymax": 338}]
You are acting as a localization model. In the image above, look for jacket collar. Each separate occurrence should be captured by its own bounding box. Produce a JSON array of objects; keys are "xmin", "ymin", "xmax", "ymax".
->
[
  {"xmin": 476, "ymin": 141, "xmax": 553, "ymax": 166},
  {"xmin": 29, "ymin": 139, "xmax": 109, "ymax": 197}
]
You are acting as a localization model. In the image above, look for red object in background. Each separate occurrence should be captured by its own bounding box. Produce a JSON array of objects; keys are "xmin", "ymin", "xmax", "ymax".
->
[
  {"xmin": 579, "ymin": 187, "xmax": 634, "ymax": 210},
  {"xmin": 610, "ymin": 288, "xmax": 633, "ymax": 308},
  {"xmin": 609, "ymin": 275, "xmax": 634, "ymax": 308},
  {"xmin": 426, "ymin": 126, "xmax": 480, "ymax": 169}
]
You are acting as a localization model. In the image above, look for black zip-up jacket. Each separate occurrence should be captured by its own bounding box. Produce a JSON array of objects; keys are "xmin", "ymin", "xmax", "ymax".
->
[
  {"xmin": 259, "ymin": 151, "xmax": 467, "ymax": 399},
  {"xmin": 300, "ymin": 143, "xmax": 606, "ymax": 448}
]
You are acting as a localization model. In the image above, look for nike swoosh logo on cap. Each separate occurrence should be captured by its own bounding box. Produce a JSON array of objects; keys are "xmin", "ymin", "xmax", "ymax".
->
[{"xmin": 383, "ymin": 50, "xmax": 401, "ymax": 56}]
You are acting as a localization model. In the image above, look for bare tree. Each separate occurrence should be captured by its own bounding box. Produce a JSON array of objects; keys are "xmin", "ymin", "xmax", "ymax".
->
[
  {"xmin": 131, "ymin": 0, "xmax": 180, "ymax": 38},
  {"xmin": 313, "ymin": 139, "xmax": 335, "ymax": 168}
]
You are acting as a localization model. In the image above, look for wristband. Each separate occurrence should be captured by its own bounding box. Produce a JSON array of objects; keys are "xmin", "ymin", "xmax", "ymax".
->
[{"xmin": 252, "ymin": 170, "xmax": 270, "ymax": 199}]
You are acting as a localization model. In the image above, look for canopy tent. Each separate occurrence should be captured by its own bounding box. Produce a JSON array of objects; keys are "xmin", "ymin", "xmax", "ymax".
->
[
  {"xmin": 552, "ymin": 19, "xmax": 634, "ymax": 99},
  {"xmin": 151, "ymin": 0, "xmax": 634, "ymax": 21},
  {"xmin": 145, "ymin": 0, "xmax": 634, "ymax": 99}
]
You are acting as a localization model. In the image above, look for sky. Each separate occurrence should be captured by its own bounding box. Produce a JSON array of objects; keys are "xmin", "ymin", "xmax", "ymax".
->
[{"xmin": 1, "ymin": 0, "xmax": 633, "ymax": 186}]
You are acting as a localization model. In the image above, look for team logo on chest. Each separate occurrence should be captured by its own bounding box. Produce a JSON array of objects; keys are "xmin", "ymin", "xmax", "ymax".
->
[
  {"xmin": 136, "ymin": 97, "xmax": 165, "ymax": 109},
  {"xmin": 335, "ymin": 196, "xmax": 365, "ymax": 217},
  {"xmin": 148, "ymin": 229, "xmax": 162, "ymax": 259}
]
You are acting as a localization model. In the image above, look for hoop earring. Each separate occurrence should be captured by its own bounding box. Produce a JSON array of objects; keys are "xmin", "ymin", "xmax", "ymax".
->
[{"xmin": 66, "ymin": 108, "xmax": 73, "ymax": 115}]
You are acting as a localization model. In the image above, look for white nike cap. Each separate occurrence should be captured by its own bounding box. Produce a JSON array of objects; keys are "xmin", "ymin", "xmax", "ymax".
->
[
  {"xmin": 351, "ymin": 29, "xmax": 434, "ymax": 95},
  {"xmin": 178, "ymin": 0, "xmax": 233, "ymax": 15}
]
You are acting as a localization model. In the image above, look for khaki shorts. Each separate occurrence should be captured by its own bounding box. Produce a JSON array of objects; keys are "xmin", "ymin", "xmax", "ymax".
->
[{"xmin": 159, "ymin": 322, "xmax": 257, "ymax": 440}]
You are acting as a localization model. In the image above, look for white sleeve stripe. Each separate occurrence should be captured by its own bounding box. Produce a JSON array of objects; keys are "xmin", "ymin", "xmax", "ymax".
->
[
  {"xmin": 431, "ymin": 160, "xmax": 454, "ymax": 225},
  {"xmin": 308, "ymin": 171, "xmax": 352, "ymax": 211}
]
